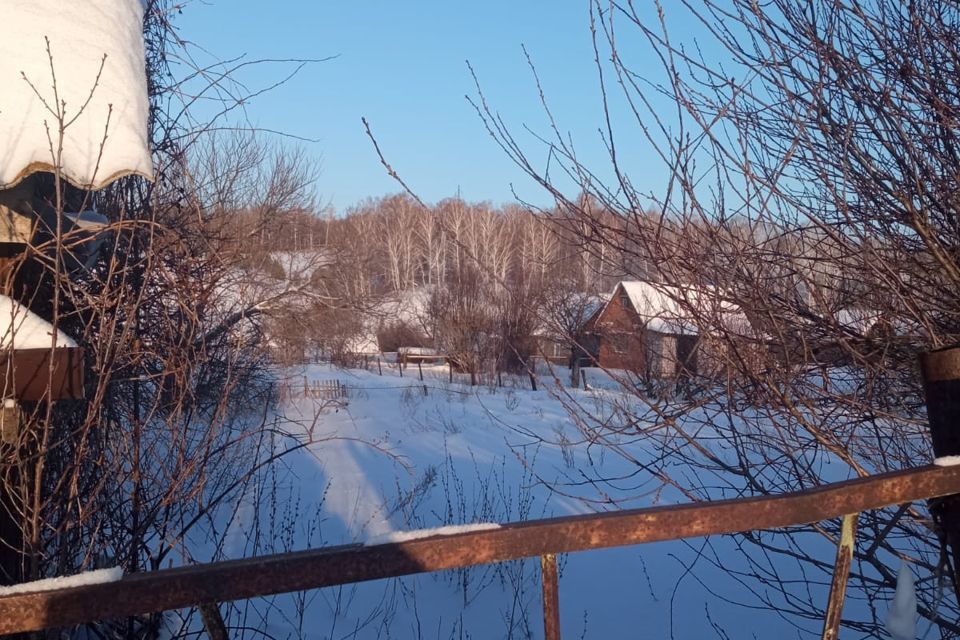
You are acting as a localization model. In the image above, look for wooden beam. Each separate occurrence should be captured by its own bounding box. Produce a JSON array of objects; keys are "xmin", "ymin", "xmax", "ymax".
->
[
  {"xmin": 0, "ymin": 464, "xmax": 957, "ymax": 634},
  {"xmin": 0, "ymin": 347, "xmax": 84, "ymax": 401}
]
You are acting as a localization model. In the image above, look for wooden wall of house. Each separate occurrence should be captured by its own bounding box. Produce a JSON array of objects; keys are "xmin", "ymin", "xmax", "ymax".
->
[
  {"xmin": 583, "ymin": 286, "xmax": 705, "ymax": 378},
  {"xmin": 585, "ymin": 287, "xmax": 646, "ymax": 372}
]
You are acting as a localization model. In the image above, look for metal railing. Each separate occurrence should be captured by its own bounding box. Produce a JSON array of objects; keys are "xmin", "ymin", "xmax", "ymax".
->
[{"xmin": 0, "ymin": 464, "xmax": 957, "ymax": 637}]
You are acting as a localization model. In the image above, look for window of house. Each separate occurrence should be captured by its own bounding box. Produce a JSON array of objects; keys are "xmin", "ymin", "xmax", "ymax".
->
[{"xmin": 611, "ymin": 333, "xmax": 629, "ymax": 354}]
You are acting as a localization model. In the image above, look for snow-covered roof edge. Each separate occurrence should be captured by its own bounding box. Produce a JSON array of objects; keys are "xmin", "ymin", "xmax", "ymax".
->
[{"xmin": 0, "ymin": 295, "xmax": 77, "ymax": 348}]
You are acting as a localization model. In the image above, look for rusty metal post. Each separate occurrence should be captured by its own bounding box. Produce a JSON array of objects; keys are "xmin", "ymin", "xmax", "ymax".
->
[
  {"xmin": 540, "ymin": 554, "xmax": 561, "ymax": 640},
  {"xmin": 199, "ymin": 602, "xmax": 229, "ymax": 640},
  {"xmin": 920, "ymin": 346, "xmax": 960, "ymax": 604},
  {"xmin": 821, "ymin": 513, "xmax": 858, "ymax": 640}
]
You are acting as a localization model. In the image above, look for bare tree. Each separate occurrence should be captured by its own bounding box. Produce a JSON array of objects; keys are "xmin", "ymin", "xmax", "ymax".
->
[
  {"xmin": 0, "ymin": 4, "xmax": 329, "ymax": 638},
  {"xmin": 472, "ymin": 0, "xmax": 960, "ymax": 635},
  {"xmin": 430, "ymin": 265, "xmax": 498, "ymax": 386}
]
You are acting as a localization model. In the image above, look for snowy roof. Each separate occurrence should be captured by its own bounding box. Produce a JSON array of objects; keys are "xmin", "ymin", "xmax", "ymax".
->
[
  {"xmin": 614, "ymin": 281, "xmax": 743, "ymax": 336},
  {"xmin": 0, "ymin": 0, "xmax": 153, "ymax": 190},
  {"xmin": 581, "ymin": 293, "xmax": 610, "ymax": 325},
  {"xmin": 835, "ymin": 308, "xmax": 883, "ymax": 334},
  {"xmin": 0, "ymin": 295, "xmax": 77, "ymax": 348},
  {"xmin": 374, "ymin": 287, "xmax": 433, "ymax": 329},
  {"xmin": 536, "ymin": 291, "xmax": 609, "ymax": 337},
  {"xmin": 397, "ymin": 346, "xmax": 441, "ymax": 356},
  {"xmin": 618, "ymin": 281, "xmax": 699, "ymax": 335}
]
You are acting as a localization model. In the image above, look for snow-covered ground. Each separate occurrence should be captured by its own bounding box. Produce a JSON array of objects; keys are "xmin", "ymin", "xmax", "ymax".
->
[{"xmin": 209, "ymin": 363, "xmax": 893, "ymax": 639}]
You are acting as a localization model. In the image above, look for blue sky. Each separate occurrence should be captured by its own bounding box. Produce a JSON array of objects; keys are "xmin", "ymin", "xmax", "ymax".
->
[{"xmin": 176, "ymin": 2, "xmax": 684, "ymax": 213}]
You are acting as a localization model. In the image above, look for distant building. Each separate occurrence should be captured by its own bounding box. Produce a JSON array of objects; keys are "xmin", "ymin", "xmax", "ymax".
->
[
  {"xmin": 577, "ymin": 280, "xmax": 756, "ymax": 382},
  {"xmin": 580, "ymin": 281, "xmax": 701, "ymax": 378}
]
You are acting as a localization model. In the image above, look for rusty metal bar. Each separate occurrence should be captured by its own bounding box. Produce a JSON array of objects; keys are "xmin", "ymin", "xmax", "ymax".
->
[
  {"xmin": 541, "ymin": 554, "xmax": 561, "ymax": 640},
  {"xmin": 0, "ymin": 464, "xmax": 958, "ymax": 634},
  {"xmin": 821, "ymin": 513, "xmax": 858, "ymax": 640}
]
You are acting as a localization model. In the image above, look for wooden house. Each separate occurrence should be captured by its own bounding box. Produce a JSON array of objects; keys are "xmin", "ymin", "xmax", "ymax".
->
[{"xmin": 579, "ymin": 281, "xmax": 709, "ymax": 379}]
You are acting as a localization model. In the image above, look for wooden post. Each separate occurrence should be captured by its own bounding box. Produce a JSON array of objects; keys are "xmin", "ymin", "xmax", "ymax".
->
[
  {"xmin": 448, "ymin": 360, "xmax": 453, "ymax": 384},
  {"xmin": 821, "ymin": 513, "xmax": 858, "ymax": 640},
  {"xmin": 541, "ymin": 554, "xmax": 561, "ymax": 640},
  {"xmin": 580, "ymin": 369, "xmax": 588, "ymax": 390},
  {"xmin": 920, "ymin": 346, "xmax": 960, "ymax": 604},
  {"xmin": 377, "ymin": 357, "xmax": 382, "ymax": 376},
  {"xmin": 0, "ymin": 400, "xmax": 20, "ymax": 445},
  {"xmin": 528, "ymin": 370, "xmax": 538, "ymax": 392},
  {"xmin": 418, "ymin": 360, "xmax": 423, "ymax": 382}
]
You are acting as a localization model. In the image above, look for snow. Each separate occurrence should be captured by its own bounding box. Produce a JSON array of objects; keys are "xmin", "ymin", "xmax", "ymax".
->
[
  {"xmin": 836, "ymin": 308, "xmax": 882, "ymax": 334},
  {"xmin": 934, "ymin": 455, "xmax": 960, "ymax": 467},
  {"xmin": 620, "ymin": 281, "xmax": 696, "ymax": 335},
  {"xmin": 397, "ymin": 346, "xmax": 441, "ymax": 356},
  {"xmin": 0, "ymin": 294, "xmax": 77, "ymax": 348},
  {"xmin": 372, "ymin": 287, "xmax": 434, "ymax": 332},
  {"xmin": 886, "ymin": 561, "xmax": 917, "ymax": 640},
  {"xmin": 344, "ymin": 333, "xmax": 380, "ymax": 355},
  {"xmin": 537, "ymin": 291, "xmax": 608, "ymax": 338},
  {"xmin": 210, "ymin": 364, "xmax": 806, "ymax": 638},
  {"xmin": 0, "ymin": 0, "xmax": 153, "ymax": 190},
  {"xmin": 64, "ymin": 210, "xmax": 109, "ymax": 231},
  {"xmin": 365, "ymin": 523, "xmax": 501, "ymax": 545},
  {"xmin": 615, "ymin": 281, "xmax": 744, "ymax": 336},
  {"xmin": 0, "ymin": 567, "xmax": 122, "ymax": 597},
  {"xmin": 268, "ymin": 250, "xmax": 332, "ymax": 282}
]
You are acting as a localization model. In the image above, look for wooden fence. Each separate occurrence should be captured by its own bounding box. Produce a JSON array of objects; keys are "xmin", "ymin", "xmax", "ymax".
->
[
  {"xmin": 277, "ymin": 377, "xmax": 347, "ymax": 403},
  {"xmin": 0, "ymin": 464, "xmax": 958, "ymax": 637}
]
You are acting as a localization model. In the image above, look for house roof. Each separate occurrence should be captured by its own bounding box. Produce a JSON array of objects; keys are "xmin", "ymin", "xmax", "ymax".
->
[
  {"xmin": 619, "ymin": 281, "xmax": 699, "ymax": 335},
  {"xmin": 536, "ymin": 291, "xmax": 609, "ymax": 338},
  {"xmin": 834, "ymin": 308, "xmax": 883, "ymax": 334},
  {"xmin": 608, "ymin": 280, "xmax": 746, "ymax": 337},
  {"xmin": 0, "ymin": 295, "xmax": 77, "ymax": 348},
  {"xmin": 0, "ymin": 0, "xmax": 153, "ymax": 189},
  {"xmin": 372, "ymin": 287, "xmax": 434, "ymax": 331}
]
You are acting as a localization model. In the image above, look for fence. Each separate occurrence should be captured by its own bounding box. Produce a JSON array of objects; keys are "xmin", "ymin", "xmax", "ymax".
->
[
  {"xmin": 0, "ymin": 464, "xmax": 958, "ymax": 637},
  {"xmin": 277, "ymin": 377, "xmax": 347, "ymax": 403}
]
